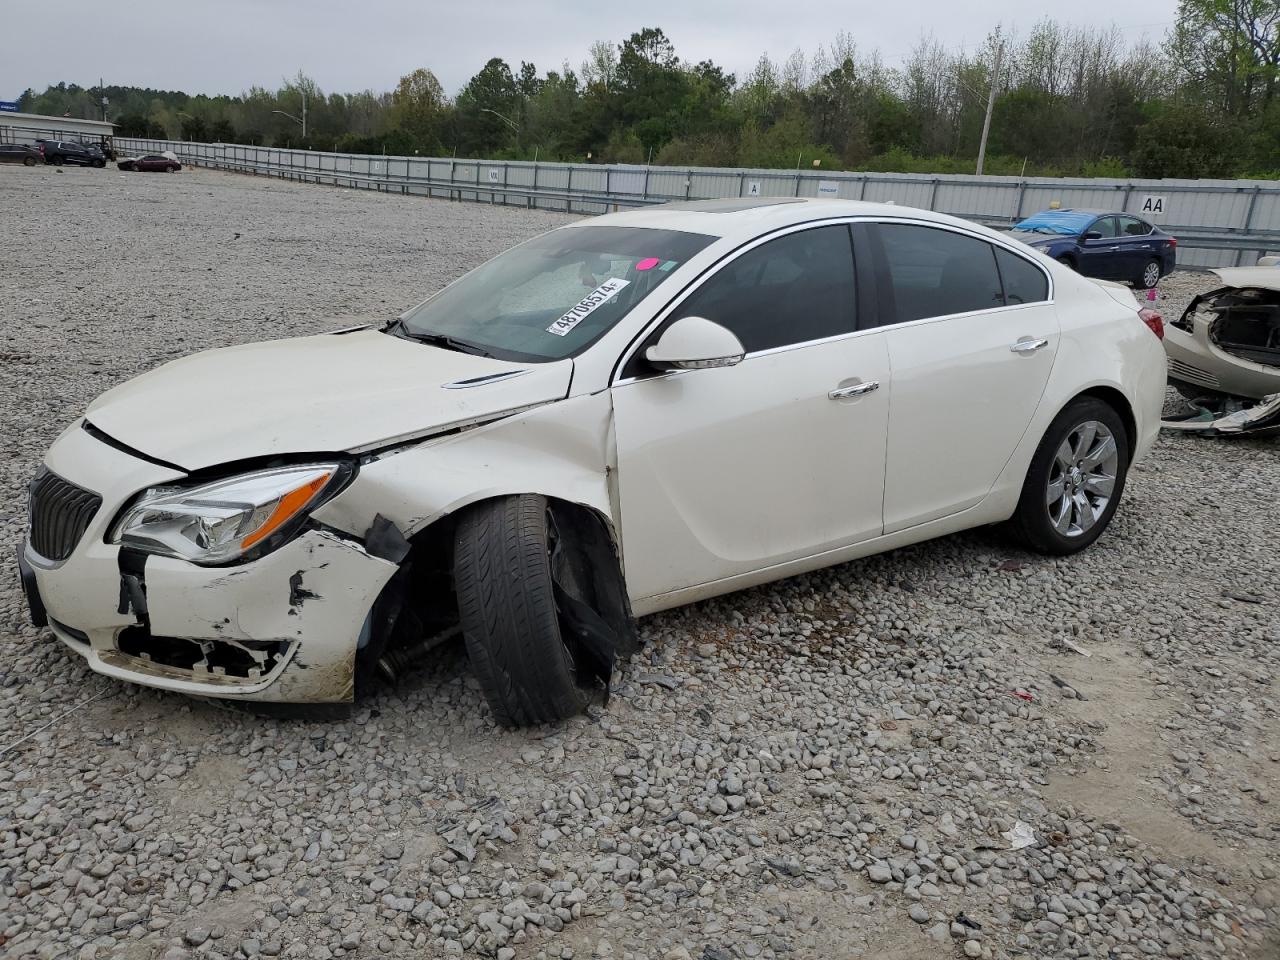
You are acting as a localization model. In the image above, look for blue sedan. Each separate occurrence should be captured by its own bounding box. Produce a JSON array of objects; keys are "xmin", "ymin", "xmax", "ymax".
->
[{"xmin": 1008, "ymin": 209, "xmax": 1177, "ymax": 289}]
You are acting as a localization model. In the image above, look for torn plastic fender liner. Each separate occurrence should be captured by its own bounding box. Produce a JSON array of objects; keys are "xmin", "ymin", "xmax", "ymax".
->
[{"xmin": 143, "ymin": 529, "xmax": 399, "ymax": 702}]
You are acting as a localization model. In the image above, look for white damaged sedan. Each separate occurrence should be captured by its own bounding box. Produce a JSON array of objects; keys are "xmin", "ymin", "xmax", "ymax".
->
[{"xmin": 20, "ymin": 199, "xmax": 1169, "ymax": 724}]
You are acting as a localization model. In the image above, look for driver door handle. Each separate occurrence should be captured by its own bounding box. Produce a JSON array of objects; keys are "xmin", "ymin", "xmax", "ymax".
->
[
  {"xmin": 1010, "ymin": 337, "xmax": 1049, "ymax": 354},
  {"xmin": 829, "ymin": 380, "xmax": 880, "ymax": 400}
]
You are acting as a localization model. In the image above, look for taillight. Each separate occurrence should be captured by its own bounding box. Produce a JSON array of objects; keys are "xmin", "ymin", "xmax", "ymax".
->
[
  {"xmin": 1168, "ymin": 237, "xmax": 1177, "ymax": 249},
  {"xmin": 1139, "ymin": 307, "xmax": 1164, "ymax": 340}
]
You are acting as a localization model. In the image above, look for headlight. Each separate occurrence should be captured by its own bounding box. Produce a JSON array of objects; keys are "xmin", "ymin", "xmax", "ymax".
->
[{"xmin": 110, "ymin": 464, "xmax": 346, "ymax": 565}]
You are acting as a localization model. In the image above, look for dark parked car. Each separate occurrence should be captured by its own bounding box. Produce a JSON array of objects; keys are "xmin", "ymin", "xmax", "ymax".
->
[
  {"xmin": 118, "ymin": 153, "xmax": 181, "ymax": 173},
  {"xmin": 1008, "ymin": 209, "xmax": 1177, "ymax": 289},
  {"xmin": 0, "ymin": 144, "xmax": 41, "ymax": 166},
  {"xmin": 35, "ymin": 140, "xmax": 106, "ymax": 167}
]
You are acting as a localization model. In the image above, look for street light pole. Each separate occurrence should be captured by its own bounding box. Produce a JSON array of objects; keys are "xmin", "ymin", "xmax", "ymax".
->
[
  {"xmin": 975, "ymin": 40, "xmax": 1004, "ymax": 177},
  {"xmin": 480, "ymin": 108, "xmax": 518, "ymax": 133},
  {"xmin": 272, "ymin": 90, "xmax": 307, "ymax": 139}
]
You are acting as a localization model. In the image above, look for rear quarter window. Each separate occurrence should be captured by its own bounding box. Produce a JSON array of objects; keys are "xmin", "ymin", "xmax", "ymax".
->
[{"xmin": 994, "ymin": 248, "xmax": 1049, "ymax": 305}]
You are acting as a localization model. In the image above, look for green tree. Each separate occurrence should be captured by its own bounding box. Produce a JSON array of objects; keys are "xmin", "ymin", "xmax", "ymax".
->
[
  {"xmin": 456, "ymin": 58, "xmax": 520, "ymax": 154},
  {"xmin": 388, "ymin": 68, "xmax": 448, "ymax": 151}
]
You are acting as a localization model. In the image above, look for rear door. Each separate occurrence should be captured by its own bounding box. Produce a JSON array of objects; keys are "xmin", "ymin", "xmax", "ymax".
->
[
  {"xmin": 870, "ymin": 222, "xmax": 1059, "ymax": 533},
  {"xmin": 1116, "ymin": 216, "xmax": 1156, "ymax": 280}
]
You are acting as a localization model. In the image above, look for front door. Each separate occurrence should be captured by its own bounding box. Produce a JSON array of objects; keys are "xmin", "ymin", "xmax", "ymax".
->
[
  {"xmin": 1077, "ymin": 215, "xmax": 1121, "ymax": 279},
  {"xmin": 871, "ymin": 223, "xmax": 1060, "ymax": 533},
  {"xmin": 611, "ymin": 224, "xmax": 890, "ymax": 601}
]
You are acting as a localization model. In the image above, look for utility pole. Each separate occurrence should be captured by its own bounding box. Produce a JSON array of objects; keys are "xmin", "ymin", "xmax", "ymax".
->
[{"xmin": 975, "ymin": 40, "xmax": 1003, "ymax": 177}]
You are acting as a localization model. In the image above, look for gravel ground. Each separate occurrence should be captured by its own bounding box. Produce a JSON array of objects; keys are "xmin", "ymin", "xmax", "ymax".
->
[{"xmin": 1, "ymin": 165, "xmax": 1277, "ymax": 960}]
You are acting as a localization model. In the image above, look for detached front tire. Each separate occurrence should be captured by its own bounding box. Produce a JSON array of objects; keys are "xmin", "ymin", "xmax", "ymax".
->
[
  {"xmin": 455, "ymin": 495, "xmax": 632, "ymax": 727},
  {"xmin": 1008, "ymin": 397, "xmax": 1130, "ymax": 555}
]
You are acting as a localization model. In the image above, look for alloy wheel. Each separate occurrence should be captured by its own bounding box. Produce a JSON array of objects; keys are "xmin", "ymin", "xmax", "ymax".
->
[
  {"xmin": 1142, "ymin": 261, "xmax": 1160, "ymax": 288},
  {"xmin": 1046, "ymin": 420, "xmax": 1118, "ymax": 538}
]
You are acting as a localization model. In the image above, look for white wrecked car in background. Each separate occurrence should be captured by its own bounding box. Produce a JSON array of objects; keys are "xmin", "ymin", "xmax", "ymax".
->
[
  {"xmin": 19, "ymin": 198, "xmax": 1168, "ymax": 726},
  {"xmin": 1163, "ymin": 263, "xmax": 1280, "ymax": 437}
]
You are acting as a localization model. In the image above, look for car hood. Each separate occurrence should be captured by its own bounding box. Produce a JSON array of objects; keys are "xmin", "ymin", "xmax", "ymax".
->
[
  {"xmin": 1210, "ymin": 267, "xmax": 1280, "ymax": 292},
  {"xmin": 85, "ymin": 329, "xmax": 573, "ymax": 471}
]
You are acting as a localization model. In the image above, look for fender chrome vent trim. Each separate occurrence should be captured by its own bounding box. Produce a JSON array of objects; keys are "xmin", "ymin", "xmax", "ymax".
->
[{"xmin": 442, "ymin": 370, "xmax": 529, "ymax": 389}]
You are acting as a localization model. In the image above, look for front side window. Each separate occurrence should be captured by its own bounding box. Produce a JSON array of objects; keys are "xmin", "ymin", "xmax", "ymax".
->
[
  {"xmin": 1090, "ymin": 217, "xmax": 1119, "ymax": 239},
  {"xmin": 396, "ymin": 226, "xmax": 716, "ymax": 362},
  {"xmin": 671, "ymin": 225, "xmax": 857, "ymax": 353},
  {"xmin": 878, "ymin": 224, "xmax": 1004, "ymax": 323}
]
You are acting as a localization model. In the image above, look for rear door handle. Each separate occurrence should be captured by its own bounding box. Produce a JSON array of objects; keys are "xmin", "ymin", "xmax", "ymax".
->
[
  {"xmin": 829, "ymin": 380, "xmax": 880, "ymax": 400},
  {"xmin": 1010, "ymin": 337, "xmax": 1050, "ymax": 354}
]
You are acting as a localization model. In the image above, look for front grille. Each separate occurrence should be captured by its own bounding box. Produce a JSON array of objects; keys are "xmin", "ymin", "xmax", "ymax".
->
[
  {"xmin": 1167, "ymin": 358, "xmax": 1220, "ymax": 388},
  {"xmin": 28, "ymin": 468, "xmax": 102, "ymax": 562}
]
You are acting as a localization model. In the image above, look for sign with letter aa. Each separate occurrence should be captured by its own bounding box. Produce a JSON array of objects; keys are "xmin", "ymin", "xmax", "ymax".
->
[
  {"xmin": 0, "ymin": 101, "xmax": 19, "ymax": 112},
  {"xmin": 1139, "ymin": 195, "xmax": 1166, "ymax": 220}
]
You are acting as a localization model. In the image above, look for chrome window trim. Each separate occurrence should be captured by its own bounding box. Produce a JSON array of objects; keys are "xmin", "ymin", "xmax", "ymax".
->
[{"xmin": 610, "ymin": 215, "xmax": 1055, "ymax": 386}]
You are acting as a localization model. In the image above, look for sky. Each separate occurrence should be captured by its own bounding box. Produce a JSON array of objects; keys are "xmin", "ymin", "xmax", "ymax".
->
[{"xmin": 3, "ymin": 0, "xmax": 1180, "ymax": 101}]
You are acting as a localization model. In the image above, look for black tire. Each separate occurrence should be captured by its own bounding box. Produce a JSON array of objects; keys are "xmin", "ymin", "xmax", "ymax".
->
[
  {"xmin": 51, "ymin": 156, "xmax": 63, "ymax": 166},
  {"xmin": 454, "ymin": 495, "xmax": 590, "ymax": 727},
  {"xmin": 1135, "ymin": 258, "xmax": 1161, "ymax": 289},
  {"xmin": 23, "ymin": 157, "xmax": 35, "ymax": 166},
  {"xmin": 1007, "ymin": 397, "xmax": 1130, "ymax": 555}
]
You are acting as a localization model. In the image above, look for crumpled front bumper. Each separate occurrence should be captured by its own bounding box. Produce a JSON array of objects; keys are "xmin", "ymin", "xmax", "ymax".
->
[
  {"xmin": 22, "ymin": 422, "xmax": 398, "ymax": 703},
  {"xmin": 1164, "ymin": 320, "xmax": 1280, "ymax": 402}
]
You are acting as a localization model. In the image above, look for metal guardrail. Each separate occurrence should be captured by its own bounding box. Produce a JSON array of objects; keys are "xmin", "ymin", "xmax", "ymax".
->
[{"xmin": 113, "ymin": 138, "xmax": 1280, "ymax": 268}]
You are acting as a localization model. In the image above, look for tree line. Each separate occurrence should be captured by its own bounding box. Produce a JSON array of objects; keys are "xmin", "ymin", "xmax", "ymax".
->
[{"xmin": 15, "ymin": 5, "xmax": 1280, "ymax": 179}]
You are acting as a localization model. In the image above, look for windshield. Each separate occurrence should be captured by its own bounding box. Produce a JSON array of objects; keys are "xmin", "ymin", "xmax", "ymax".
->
[
  {"xmin": 396, "ymin": 225, "xmax": 716, "ymax": 362},
  {"xmin": 1012, "ymin": 210, "xmax": 1097, "ymax": 237}
]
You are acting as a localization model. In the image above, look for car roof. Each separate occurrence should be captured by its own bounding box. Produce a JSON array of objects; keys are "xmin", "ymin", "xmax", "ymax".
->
[{"xmin": 574, "ymin": 198, "xmax": 983, "ymax": 242}]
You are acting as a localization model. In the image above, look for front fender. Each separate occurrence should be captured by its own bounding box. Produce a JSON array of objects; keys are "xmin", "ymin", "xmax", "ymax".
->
[{"xmin": 313, "ymin": 391, "xmax": 618, "ymax": 546}]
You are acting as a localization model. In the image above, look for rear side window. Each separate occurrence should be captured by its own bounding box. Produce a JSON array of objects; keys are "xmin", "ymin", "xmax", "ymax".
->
[
  {"xmin": 1118, "ymin": 216, "xmax": 1151, "ymax": 237},
  {"xmin": 674, "ymin": 225, "xmax": 857, "ymax": 352},
  {"xmin": 994, "ymin": 248, "xmax": 1049, "ymax": 305},
  {"xmin": 877, "ymin": 224, "xmax": 1004, "ymax": 322}
]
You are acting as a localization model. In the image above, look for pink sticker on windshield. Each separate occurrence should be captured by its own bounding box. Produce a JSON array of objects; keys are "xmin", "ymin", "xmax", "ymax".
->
[{"xmin": 635, "ymin": 257, "xmax": 660, "ymax": 271}]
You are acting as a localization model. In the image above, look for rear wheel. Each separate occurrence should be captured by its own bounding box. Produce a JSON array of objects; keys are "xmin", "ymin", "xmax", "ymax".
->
[
  {"xmin": 1137, "ymin": 259, "xmax": 1161, "ymax": 289},
  {"xmin": 51, "ymin": 156, "xmax": 63, "ymax": 166},
  {"xmin": 1007, "ymin": 397, "xmax": 1129, "ymax": 555},
  {"xmin": 454, "ymin": 495, "xmax": 631, "ymax": 727},
  {"xmin": 23, "ymin": 157, "xmax": 35, "ymax": 166}
]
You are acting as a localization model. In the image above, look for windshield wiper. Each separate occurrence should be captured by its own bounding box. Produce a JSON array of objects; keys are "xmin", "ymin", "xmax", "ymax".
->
[{"xmin": 387, "ymin": 321, "xmax": 496, "ymax": 358}]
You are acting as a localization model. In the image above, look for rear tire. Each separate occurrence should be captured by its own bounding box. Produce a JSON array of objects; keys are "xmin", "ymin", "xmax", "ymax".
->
[
  {"xmin": 1007, "ymin": 397, "xmax": 1129, "ymax": 555},
  {"xmin": 454, "ymin": 495, "xmax": 591, "ymax": 727},
  {"xmin": 23, "ymin": 157, "xmax": 35, "ymax": 166},
  {"xmin": 1136, "ymin": 258, "xmax": 1161, "ymax": 289},
  {"xmin": 51, "ymin": 156, "xmax": 63, "ymax": 166}
]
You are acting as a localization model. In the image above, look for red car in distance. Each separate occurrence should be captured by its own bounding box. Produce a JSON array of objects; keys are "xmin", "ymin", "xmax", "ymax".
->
[{"xmin": 118, "ymin": 153, "xmax": 181, "ymax": 173}]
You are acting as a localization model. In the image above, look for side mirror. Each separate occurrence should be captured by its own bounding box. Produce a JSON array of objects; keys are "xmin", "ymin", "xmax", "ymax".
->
[
  {"xmin": 644, "ymin": 316, "xmax": 745, "ymax": 371},
  {"xmin": 1082, "ymin": 231, "xmax": 1103, "ymax": 241}
]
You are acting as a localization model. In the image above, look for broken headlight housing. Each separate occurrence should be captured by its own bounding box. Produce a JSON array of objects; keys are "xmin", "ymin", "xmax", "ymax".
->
[{"xmin": 110, "ymin": 464, "xmax": 349, "ymax": 565}]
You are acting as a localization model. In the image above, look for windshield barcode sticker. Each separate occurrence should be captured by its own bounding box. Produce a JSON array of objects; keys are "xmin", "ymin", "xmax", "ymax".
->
[{"xmin": 547, "ymin": 278, "xmax": 630, "ymax": 336}]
